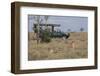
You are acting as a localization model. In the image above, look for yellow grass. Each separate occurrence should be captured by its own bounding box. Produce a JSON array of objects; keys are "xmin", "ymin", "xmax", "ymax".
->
[{"xmin": 28, "ymin": 32, "xmax": 88, "ymax": 60}]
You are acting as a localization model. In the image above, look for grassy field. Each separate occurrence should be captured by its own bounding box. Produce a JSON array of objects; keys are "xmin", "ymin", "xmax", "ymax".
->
[{"xmin": 28, "ymin": 32, "xmax": 88, "ymax": 60}]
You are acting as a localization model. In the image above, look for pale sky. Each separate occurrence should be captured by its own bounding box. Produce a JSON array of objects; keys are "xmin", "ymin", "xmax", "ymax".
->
[{"xmin": 28, "ymin": 15, "xmax": 88, "ymax": 32}]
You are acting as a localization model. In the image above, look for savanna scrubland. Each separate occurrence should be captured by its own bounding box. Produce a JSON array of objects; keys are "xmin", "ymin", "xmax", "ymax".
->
[{"xmin": 28, "ymin": 32, "xmax": 88, "ymax": 60}]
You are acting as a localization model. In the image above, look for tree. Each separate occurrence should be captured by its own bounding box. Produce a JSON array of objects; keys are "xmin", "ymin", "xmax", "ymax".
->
[
  {"xmin": 44, "ymin": 16, "xmax": 49, "ymax": 30},
  {"xmin": 41, "ymin": 16, "xmax": 51, "ymax": 43},
  {"xmin": 33, "ymin": 16, "xmax": 43, "ymax": 44},
  {"xmin": 68, "ymin": 29, "xmax": 71, "ymax": 32},
  {"xmin": 80, "ymin": 27, "xmax": 84, "ymax": 32}
]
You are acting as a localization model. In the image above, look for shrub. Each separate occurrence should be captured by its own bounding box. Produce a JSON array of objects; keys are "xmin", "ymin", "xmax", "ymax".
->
[{"xmin": 41, "ymin": 30, "xmax": 51, "ymax": 43}]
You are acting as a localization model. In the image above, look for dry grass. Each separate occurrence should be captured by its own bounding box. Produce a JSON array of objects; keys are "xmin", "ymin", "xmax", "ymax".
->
[{"xmin": 28, "ymin": 32, "xmax": 88, "ymax": 60}]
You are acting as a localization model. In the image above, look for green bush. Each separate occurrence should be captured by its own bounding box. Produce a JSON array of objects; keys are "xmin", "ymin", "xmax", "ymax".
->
[{"xmin": 41, "ymin": 30, "xmax": 51, "ymax": 43}]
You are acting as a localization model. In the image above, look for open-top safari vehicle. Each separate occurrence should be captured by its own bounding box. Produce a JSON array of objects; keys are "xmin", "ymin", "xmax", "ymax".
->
[
  {"xmin": 34, "ymin": 24, "xmax": 70, "ymax": 42},
  {"xmin": 50, "ymin": 30, "xmax": 70, "ymax": 39}
]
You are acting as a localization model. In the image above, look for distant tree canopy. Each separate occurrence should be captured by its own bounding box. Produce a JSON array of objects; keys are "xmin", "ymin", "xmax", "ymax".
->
[
  {"xmin": 80, "ymin": 28, "xmax": 84, "ymax": 32},
  {"xmin": 68, "ymin": 29, "xmax": 71, "ymax": 32}
]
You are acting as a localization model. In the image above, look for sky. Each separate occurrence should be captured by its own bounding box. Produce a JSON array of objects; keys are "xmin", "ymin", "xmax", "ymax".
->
[{"xmin": 28, "ymin": 15, "xmax": 88, "ymax": 32}]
